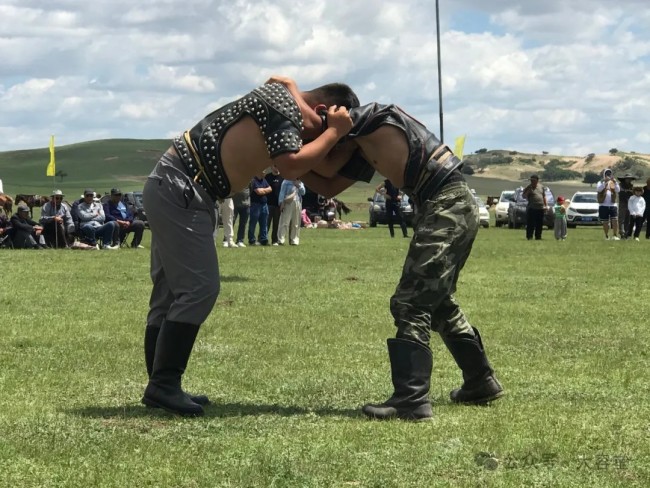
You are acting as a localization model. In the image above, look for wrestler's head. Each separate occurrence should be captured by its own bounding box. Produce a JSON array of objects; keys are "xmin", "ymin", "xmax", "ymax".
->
[
  {"xmin": 302, "ymin": 83, "xmax": 360, "ymax": 111},
  {"xmin": 300, "ymin": 83, "xmax": 359, "ymax": 139}
]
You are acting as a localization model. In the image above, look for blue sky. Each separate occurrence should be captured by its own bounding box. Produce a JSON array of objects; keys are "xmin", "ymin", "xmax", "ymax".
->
[{"xmin": 1, "ymin": 0, "xmax": 648, "ymax": 155}]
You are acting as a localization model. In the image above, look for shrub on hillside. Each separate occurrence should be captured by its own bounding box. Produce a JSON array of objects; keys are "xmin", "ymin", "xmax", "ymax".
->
[
  {"xmin": 613, "ymin": 156, "xmax": 646, "ymax": 178},
  {"xmin": 583, "ymin": 171, "xmax": 600, "ymax": 186}
]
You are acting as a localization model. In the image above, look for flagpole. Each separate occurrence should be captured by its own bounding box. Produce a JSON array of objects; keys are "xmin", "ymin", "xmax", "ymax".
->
[
  {"xmin": 435, "ymin": 0, "xmax": 444, "ymax": 143},
  {"xmin": 47, "ymin": 135, "xmax": 58, "ymax": 248}
]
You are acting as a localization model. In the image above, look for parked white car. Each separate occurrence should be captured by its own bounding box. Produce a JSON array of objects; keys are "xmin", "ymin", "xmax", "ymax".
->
[
  {"xmin": 566, "ymin": 191, "xmax": 602, "ymax": 227},
  {"xmin": 494, "ymin": 190, "xmax": 514, "ymax": 227},
  {"xmin": 471, "ymin": 191, "xmax": 490, "ymax": 228}
]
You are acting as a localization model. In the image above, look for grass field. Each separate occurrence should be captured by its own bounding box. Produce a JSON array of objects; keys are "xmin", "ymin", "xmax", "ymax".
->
[{"xmin": 1, "ymin": 220, "xmax": 648, "ymax": 487}]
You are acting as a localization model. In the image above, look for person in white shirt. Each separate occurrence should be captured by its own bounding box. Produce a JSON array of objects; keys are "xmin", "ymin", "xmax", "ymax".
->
[
  {"xmin": 627, "ymin": 186, "xmax": 646, "ymax": 241},
  {"xmin": 596, "ymin": 168, "xmax": 620, "ymax": 240}
]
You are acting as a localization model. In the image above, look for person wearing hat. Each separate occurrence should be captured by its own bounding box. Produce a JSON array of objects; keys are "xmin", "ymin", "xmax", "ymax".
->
[
  {"xmin": 39, "ymin": 190, "xmax": 74, "ymax": 248},
  {"xmin": 103, "ymin": 188, "xmax": 145, "ymax": 248},
  {"xmin": 9, "ymin": 203, "xmax": 46, "ymax": 249},
  {"xmin": 77, "ymin": 188, "xmax": 119, "ymax": 249},
  {"xmin": 627, "ymin": 185, "xmax": 646, "ymax": 240},
  {"xmin": 617, "ymin": 173, "xmax": 637, "ymax": 239},
  {"xmin": 596, "ymin": 169, "xmax": 620, "ymax": 240},
  {"xmin": 522, "ymin": 174, "xmax": 547, "ymax": 240}
]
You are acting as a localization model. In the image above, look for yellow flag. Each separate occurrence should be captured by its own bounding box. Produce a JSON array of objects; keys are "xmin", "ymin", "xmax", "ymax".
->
[
  {"xmin": 46, "ymin": 135, "xmax": 56, "ymax": 176},
  {"xmin": 454, "ymin": 134, "xmax": 466, "ymax": 160}
]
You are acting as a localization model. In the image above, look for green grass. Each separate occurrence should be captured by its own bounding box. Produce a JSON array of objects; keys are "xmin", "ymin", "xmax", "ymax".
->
[{"xmin": 1, "ymin": 223, "xmax": 648, "ymax": 487}]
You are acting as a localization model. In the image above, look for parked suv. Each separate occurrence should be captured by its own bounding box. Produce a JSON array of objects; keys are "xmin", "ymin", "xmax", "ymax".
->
[
  {"xmin": 495, "ymin": 190, "xmax": 515, "ymax": 227},
  {"xmin": 368, "ymin": 191, "xmax": 414, "ymax": 227},
  {"xmin": 566, "ymin": 191, "xmax": 601, "ymax": 228},
  {"xmin": 507, "ymin": 186, "xmax": 555, "ymax": 229}
]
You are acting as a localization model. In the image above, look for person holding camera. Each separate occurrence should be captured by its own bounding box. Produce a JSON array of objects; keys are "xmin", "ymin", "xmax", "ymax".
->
[
  {"xmin": 596, "ymin": 168, "xmax": 620, "ymax": 240},
  {"xmin": 522, "ymin": 174, "xmax": 547, "ymax": 240}
]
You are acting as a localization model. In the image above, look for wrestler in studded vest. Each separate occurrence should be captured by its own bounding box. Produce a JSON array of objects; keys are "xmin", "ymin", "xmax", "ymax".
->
[
  {"xmin": 339, "ymin": 103, "xmax": 464, "ymax": 203},
  {"xmin": 173, "ymin": 83, "xmax": 304, "ymax": 201}
]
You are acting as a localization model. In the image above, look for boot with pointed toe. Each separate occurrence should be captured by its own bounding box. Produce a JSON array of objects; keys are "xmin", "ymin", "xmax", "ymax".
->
[
  {"xmin": 142, "ymin": 320, "xmax": 204, "ymax": 416},
  {"xmin": 362, "ymin": 338, "xmax": 433, "ymax": 421},
  {"xmin": 144, "ymin": 324, "xmax": 210, "ymax": 406},
  {"xmin": 444, "ymin": 327, "xmax": 504, "ymax": 405}
]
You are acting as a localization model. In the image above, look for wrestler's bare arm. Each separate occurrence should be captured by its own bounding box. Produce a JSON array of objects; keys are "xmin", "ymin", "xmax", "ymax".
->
[
  {"xmin": 273, "ymin": 106, "xmax": 352, "ymax": 179},
  {"xmin": 312, "ymin": 140, "xmax": 359, "ymax": 178},
  {"xmin": 300, "ymin": 171, "xmax": 356, "ymax": 198}
]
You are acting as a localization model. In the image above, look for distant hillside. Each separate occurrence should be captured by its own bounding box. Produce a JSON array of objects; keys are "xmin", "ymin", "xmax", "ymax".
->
[
  {"xmin": 0, "ymin": 139, "xmax": 170, "ymax": 195},
  {"xmin": 2, "ymin": 139, "xmax": 649, "ymax": 199},
  {"xmin": 463, "ymin": 149, "xmax": 650, "ymax": 183}
]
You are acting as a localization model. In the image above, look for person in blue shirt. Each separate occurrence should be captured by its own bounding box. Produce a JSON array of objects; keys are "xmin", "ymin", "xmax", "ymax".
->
[
  {"xmin": 103, "ymin": 188, "xmax": 146, "ymax": 248},
  {"xmin": 277, "ymin": 178, "xmax": 306, "ymax": 245},
  {"xmin": 248, "ymin": 175, "xmax": 272, "ymax": 245}
]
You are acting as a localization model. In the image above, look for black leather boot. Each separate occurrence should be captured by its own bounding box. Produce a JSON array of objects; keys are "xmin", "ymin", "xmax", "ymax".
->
[
  {"xmin": 144, "ymin": 325, "xmax": 210, "ymax": 406},
  {"xmin": 142, "ymin": 321, "xmax": 204, "ymax": 416},
  {"xmin": 362, "ymin": 338, "xmax": 433, "ymax": 421},
  {"xmin": 444, "ymin": 327, "xmax": 504, "ymax": 405}
]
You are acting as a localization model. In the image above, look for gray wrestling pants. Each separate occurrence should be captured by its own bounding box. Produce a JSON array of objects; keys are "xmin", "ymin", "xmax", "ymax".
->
[{"xmin": 143, "ymin": 151, "xmax": 220, "ymax": 327}]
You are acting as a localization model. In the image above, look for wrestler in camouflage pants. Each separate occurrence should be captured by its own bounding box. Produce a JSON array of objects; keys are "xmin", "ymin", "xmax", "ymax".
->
[{"xmin": 363, "ymin": 182, "xmax": 504, "ymax": 421}]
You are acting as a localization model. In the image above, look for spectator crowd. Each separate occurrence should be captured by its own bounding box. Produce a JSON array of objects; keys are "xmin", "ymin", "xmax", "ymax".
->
[{"xmin": 0, "ymin": 188, "xmax": 146, "ymax": 250}]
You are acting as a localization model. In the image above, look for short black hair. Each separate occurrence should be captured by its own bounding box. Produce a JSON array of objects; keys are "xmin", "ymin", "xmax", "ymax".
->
[{"xmin": 303, "ymin": 83, "xmax": 360, "ymax": 109}]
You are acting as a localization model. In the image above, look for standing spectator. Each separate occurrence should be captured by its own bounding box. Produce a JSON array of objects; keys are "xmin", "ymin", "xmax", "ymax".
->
[
  {"xmin": 378, "ymin": 179, "xmax": 409, "ymax": 238},
  {"xmin": 218, "ymin": 198, "xmax": 235, "ymax": 248},
  {"xmin": 616, "ymin": 174, "xmax": 636, "ymax": 239},
  {"xmin": 643, "ymin": 177, "xmax": 650, "ymax": 239},
  {"xmin": 553, "ymin": 196, "xmax": 567, "ymax": 240},
  {"xmin": 10, "ymin": 203, "xmax": 46, "ymax": 249},
  {"xmin": 596, "ymin": 168, "xmax": 620, "ymax": 240},
  {"xmin": 103, "ymin": 188, "xmax": 146, "ymax": 248},
  {"xmin": 277, "ymin": 178, "xmax": 306, "ymax": 245},
  {"xmin": 78, "ymin": 188, "xmax": 119, "ymax": 249},
  {"xmin": 40, "ymin": 189, "xmax": 74, "ymax": 248},
  {"xmin": 232, "ymin": 188, "xmax": 250, "ymax": 248},
  {"xmin": 265, "ymin": 167, "xmax": 284, "ymax": 245},
  {"xmin": 627, "ymin": 186, "xmax": 646, "ymax": 241},
  {"xmin": 248, "ymin": 174, "xmax": 272, "ymax": 246},
  {"xmin": 522, "ymin": 175, "xmax": 547, "ymax": 240}
]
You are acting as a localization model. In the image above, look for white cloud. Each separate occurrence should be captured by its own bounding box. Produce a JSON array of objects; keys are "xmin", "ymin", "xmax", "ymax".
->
[{"xmin": 0, "ymin": 0, "xmax": 648, "ymax": 156}]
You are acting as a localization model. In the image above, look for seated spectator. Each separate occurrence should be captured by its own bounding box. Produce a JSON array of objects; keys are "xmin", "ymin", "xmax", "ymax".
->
[
  {"xmin": 78, "ymin": 188, "xmax": 119, "ymax": 250},
  {"xmin": 10, "ymin": 203, "xmax": 46, "ymax": 249},
  {"xmin": 39, "ymin": 189, "xmax": 75, "ymax": 248},
  {"xmin": 0, "ymin": 209, "xmax": 12, "ymax": 247},
  {"xmin": 103, "ymin": 188, "xmax": 145, "ymax": 248}
]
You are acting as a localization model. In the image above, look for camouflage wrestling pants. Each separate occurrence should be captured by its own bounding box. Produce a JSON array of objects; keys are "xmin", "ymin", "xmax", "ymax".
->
[{"xmin": 391, "ymin": 181, "xmax": 479, "ymax": 346}]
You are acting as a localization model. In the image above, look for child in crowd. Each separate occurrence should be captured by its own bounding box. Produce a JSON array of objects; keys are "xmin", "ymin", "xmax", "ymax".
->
[
  {"xmin": 554, "ymin": 196, "xmax": 567, "ymax": 240},
  {"xmin": 627, "ymin": 186, "xmax": 646, "ymax": 241}
]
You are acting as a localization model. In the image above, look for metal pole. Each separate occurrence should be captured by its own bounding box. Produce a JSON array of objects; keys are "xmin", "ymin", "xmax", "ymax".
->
[{"xmin": 435, "ymin": 0, "xmax": 444, "ymax": 143}]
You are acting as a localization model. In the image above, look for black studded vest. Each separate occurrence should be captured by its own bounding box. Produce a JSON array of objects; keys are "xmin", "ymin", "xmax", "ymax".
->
[
  {"xmin": 343, "ymin": 103, "xmax": 440, "ymax": 191},
  {"xmin": 173, "ymin": 83, "xmax": 304, "ymax": 201}
]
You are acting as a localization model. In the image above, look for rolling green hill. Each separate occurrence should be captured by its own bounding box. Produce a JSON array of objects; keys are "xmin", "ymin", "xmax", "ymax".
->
[
  {"xmin": 0, "ymin": 138, "xmax": 621, "ymax": 205},
  {"xmin": 0, "ymin": 139, "xmax": 170, "ymax": 196}
]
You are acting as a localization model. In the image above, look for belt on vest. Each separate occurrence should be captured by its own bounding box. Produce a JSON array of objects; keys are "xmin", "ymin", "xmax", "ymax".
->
[
  {"xmin": 412, "ymin": 144, "xmax": 464, "ymax": 205},
  {"xmin": 173, "ymin": 132, "xmax": 231, "ymax": 200}
]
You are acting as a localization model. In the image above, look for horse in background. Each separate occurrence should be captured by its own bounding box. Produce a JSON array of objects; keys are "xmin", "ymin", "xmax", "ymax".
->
[
  {"xmin": 333, "ymin": 198, "xmax": 351, "ymax": 220},
  {"xmin": 14, "ymin": 194, "xmax": 50, "ymax": 218},
  {"xmin": 0, "ymin": 194, "xmax": 13, "ymax": 215}
]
